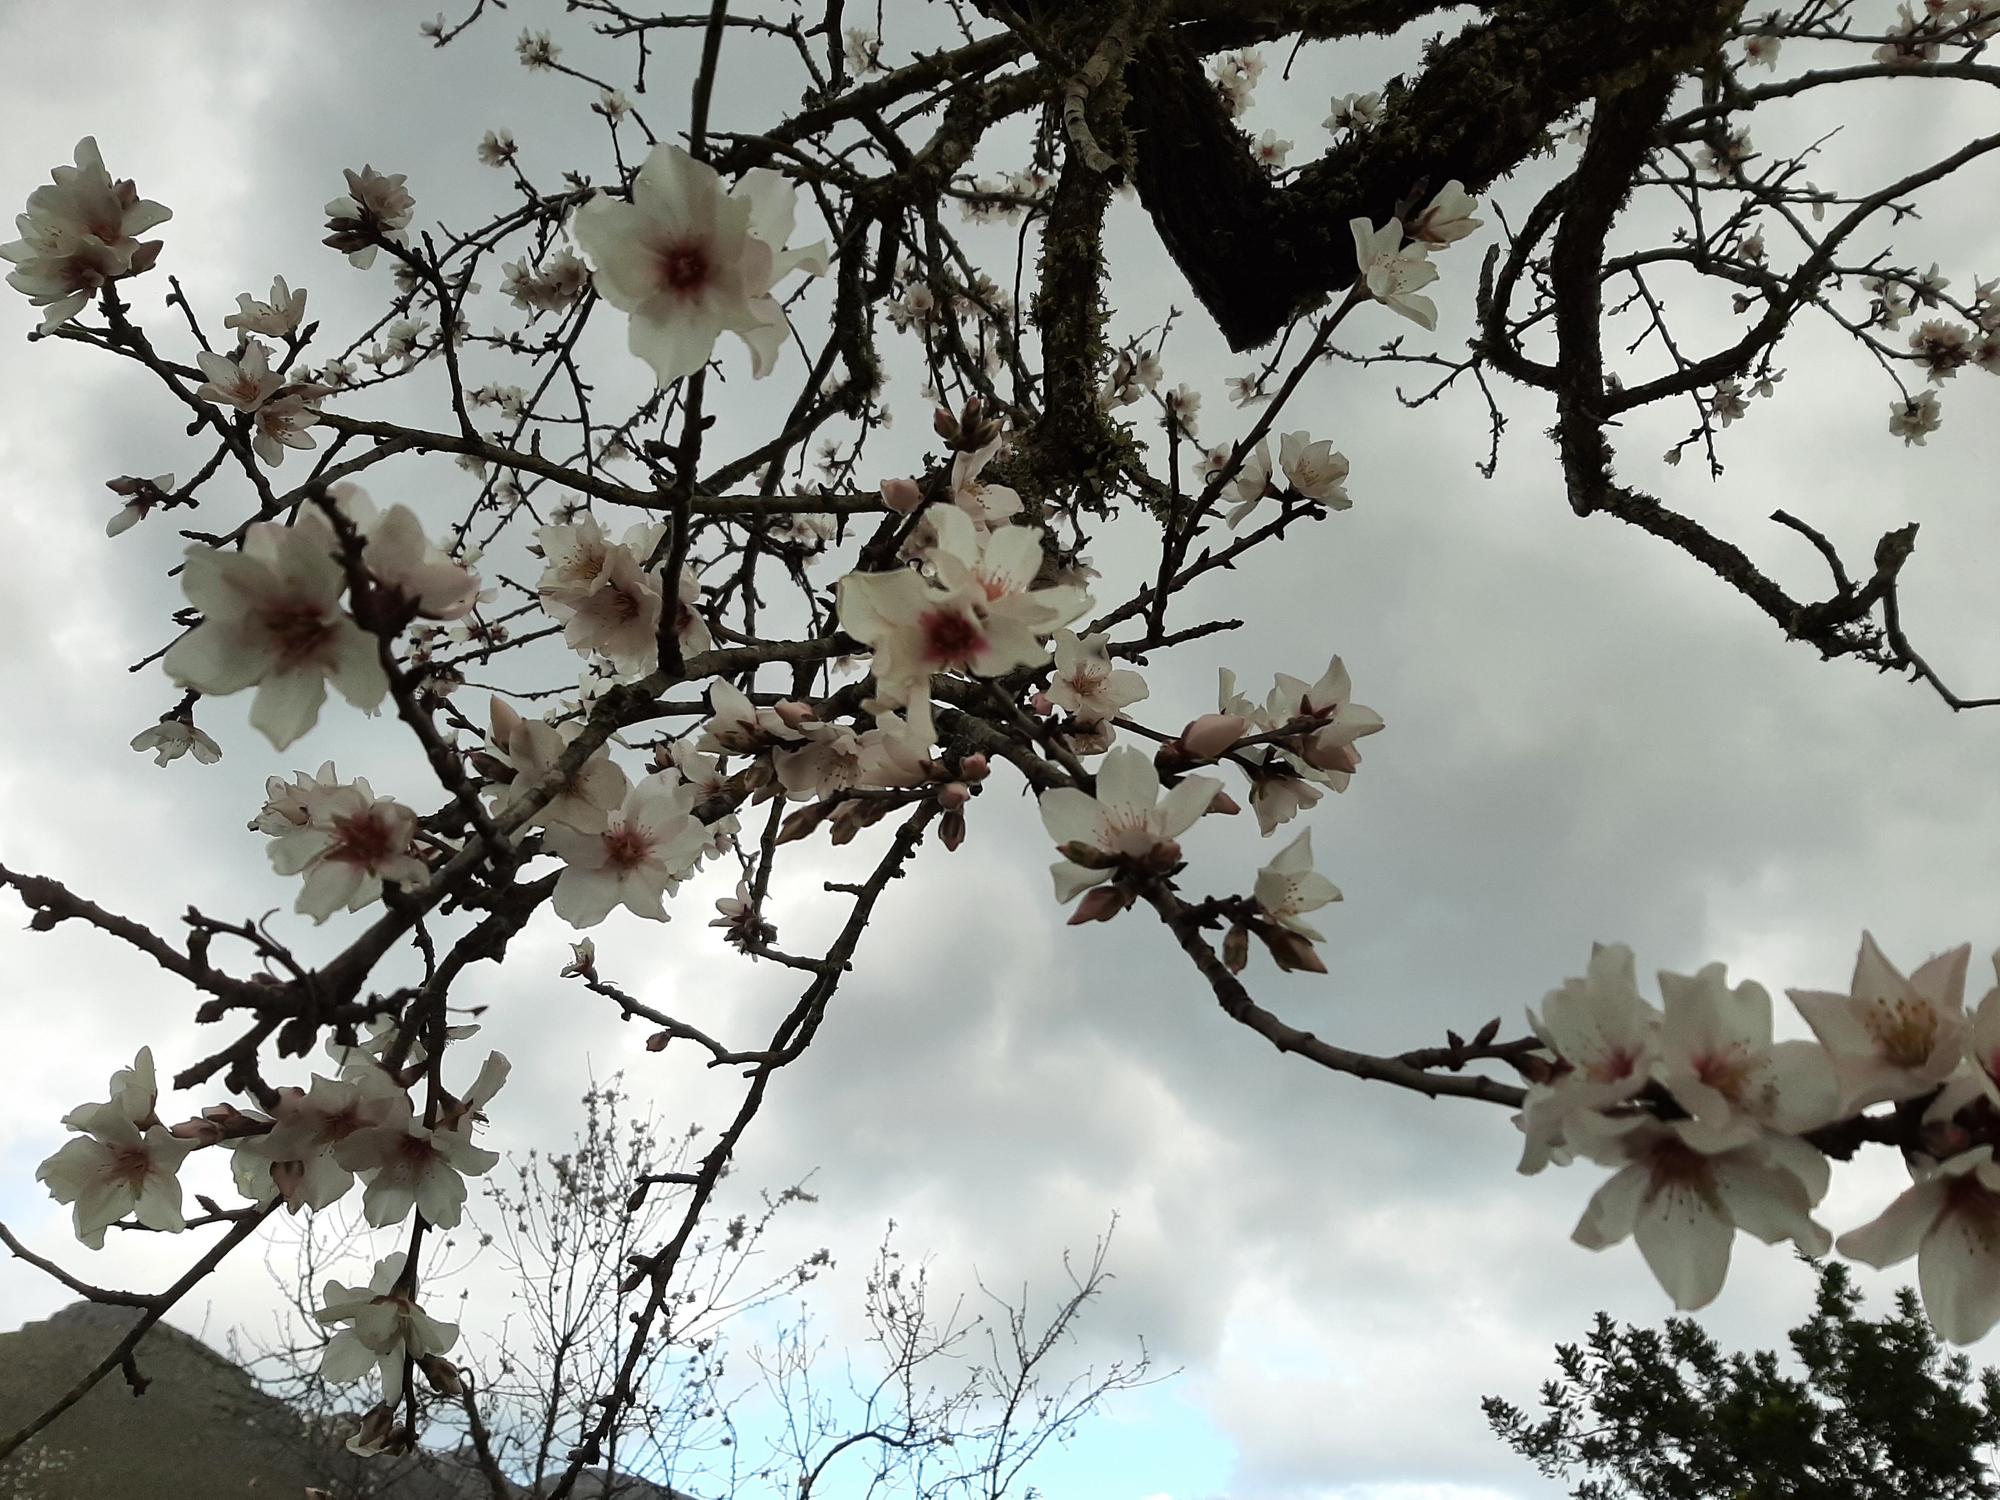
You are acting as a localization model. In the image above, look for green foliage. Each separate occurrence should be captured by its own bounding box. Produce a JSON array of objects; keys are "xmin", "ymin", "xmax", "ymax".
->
[{"xmin": 1483, "ymin": 1257, "xmax": 2000, "ymax": 1499}]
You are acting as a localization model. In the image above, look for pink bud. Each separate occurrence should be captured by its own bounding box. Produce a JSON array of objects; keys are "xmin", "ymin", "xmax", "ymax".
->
[
  {"xmin": 773, "ymin": 699, "xmax": 817, "ymax": 728},
  {"xmin": 880, "ymin": 477, "xmax": 924, "ymax": 513},
  {"xmin": 1181, "ymin": 712, "xmax": 1248, "ymax": 760},
  {"xmin": 1207, "ymin": 788, "xmax": 1241, "ymax": 816},
  {"xmin": 939, "ymin": 808, "xmax": 967, "ymax": 850},
  {"xmin": 959, "ymin": 752, "xmax": 990, "ymax": 782},
  {"xmin": 1030, "ymin": 691, "xmax": 1053, "ymax": 715},
  {"xmin": 1068, "ymin": 885, "xmax": 1133, "ymax": 925},
  {"xmin": 938, "ymin": 780, "xmax": 972, "ymax": 810}
]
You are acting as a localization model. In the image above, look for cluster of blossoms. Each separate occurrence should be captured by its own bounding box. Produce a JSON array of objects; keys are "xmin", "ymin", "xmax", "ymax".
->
[
  {"xmin": 0, "ymin": 137, "xmax": 169, "ymax": 331},
  {"xmin": 1517, "ymin": 932, "xmax": 2000, "ymax": 1342},
  {"xmin": 38, "ymin": 1031, "xmax": 506, "ymax": 1408}
]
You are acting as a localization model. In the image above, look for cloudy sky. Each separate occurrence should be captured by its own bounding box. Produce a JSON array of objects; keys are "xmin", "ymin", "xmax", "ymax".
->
[{"xmin": 3, "ymin": 4, "xmax": 1999, "ymax": 1498}]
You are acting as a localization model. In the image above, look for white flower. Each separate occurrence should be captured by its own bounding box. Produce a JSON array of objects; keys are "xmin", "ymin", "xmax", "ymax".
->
[
  {"xmin": 698, "ymin": 679, "xmax": 805, "ymax": 755},
  {"xmin": 331, "ymin": 484, "xmax": 481, "ymax": 621},
  {"xmin": 837, "ymin": 508, "xmax": 1090, "ymax": 706},
  {"xmin": 235, "ymin": 1069, "xmax": 410, "ymax": 1212},
  {"xmin": 546, "ymin": 773, "xmax": 711, "ymax": 927},
  {"xmin": 316, "ymin": 1253, "xmax": 459, "ymax": 1407},
  {"xmin": 1568, "ymin": 1114, "xmax": 1831, "ymax": 1310},
  {"xmin": 1253, "ymin": 828, "xmax": 1341, "ymax": 939},
  {"xmin": 163, "ymin": 515, "xmax": 388, "ymax": 749},
  {"xmin": 36, "ymin": 1049, "xmax": 195, "ymax": 1249},
  {"xmin": 224, "ymin": 276, "xmax": 308, "ymax": 337},
  {"xmin": 335, "ymin": 1112, "xmax": 500, "ymax": 1230},
  {"xmin": 264, "ymin": 774, "xmax": 428, "ymax": 923},
  {"xmin": 1889, "ymin": 389, "xmax": 1944, "ymax": 445},
  {"xmin": 1324, "ymin": 92, "xmax": 1382, "ymax": 132},
  {"xmin": 516, "ymin": 28, "xmax": 560, "ymax": 68},
  {"xmin": 1350, "ymin": 217, "xmax": 1439, "ymax": 330},
  {"xmin": 573, "ymin": 143, "xmax": 827, "ymax": 386},
  {"xmin": 1263, "ymin": 655, "xmax": 1384, "ymax": 786},
  {"xmin": 1224, "ymin": 374, "xmax": 1265, "ymax": 408},
  {"xmin": 1515, "ymin": 943, "xmax": 1662, "ymax": 1174},
  {"xmin": 844, "ymin": 26, "xmax": 883, "ymax": 74},
  {"xmin": 323, "ymin": 165, "xmax": 415, "ymax": 271},
  {"xmin": 485, "ymin": 696, "xmax": 630, "ymax": 833},
  {"xmin": 1047, "ymin": 630, "xmax": 1148, "ymax": 724},
  {"xmin": 130, "ymin": 718, "xmax": 221, "ymax": 766},
  {"xmin": 477, "ymin": 129, "xmax": 516, "ymax": 168},
  {"xmin": 1839, "ymin": 1146, "xmax": 2000, "ymax": 1343},
  {"xmin": 1786, "ymin": 931, "xmax": 1970, "ymax": 1110},
  {"xmin": 1278, "ymin": 431, "xmax": 1351, "ymax": 508},
  {"xmin": 105, "ymin": 471, "xmax": 174, "ymax": 536},
  {"xmin": 1221, "ymin": 439, "xmax": 1276, "ymax": 530},
  {"xmin": 1164, "ymin": 384, "xmax": 1201, "ymax": 436},
  {"xmin": 1657, "ymin": 962, "xmax": 1841, "ymax": 1135},
  {"xmin": 1253, "ymin": 130, "xmax": 1291, "ymax": 169},
  {"xmin": 1406, "ymin": 181, "xmax": 1482, "ymax": 249},
  {"xmin": 195, "ymin": 340, "xmax": 284, "ymax": 411},
  {"xmin": 2, "ymin": 137, "xmax": 170, "ymax": 331},
  {"xmin": 1037, "ymin": 745, "xmax": 1219, "ymax": 906}
]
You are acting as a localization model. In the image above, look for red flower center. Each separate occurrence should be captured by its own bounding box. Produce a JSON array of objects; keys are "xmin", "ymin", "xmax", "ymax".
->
[
  {"xmin": 601, "ymin": 823, "xmax": 654, "ymax": 872},
  {"xmin": 659, "ymin": 243, "xmax": 710, "ymax": 292},
  {"xmin": 327, "ymin": 808, "xmax": 398, "ymax": 871},
  {"xmin": 261, "ymin": 601, "xmax": 337, "ymax": 665},
  {"xmin": 920, "ymin": 608, "xmax": 982, "ymax": 668}
]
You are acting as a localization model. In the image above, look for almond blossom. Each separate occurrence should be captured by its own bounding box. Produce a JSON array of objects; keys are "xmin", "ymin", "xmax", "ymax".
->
[
  {"xmin": 838, "ymin": 507, "xmax": 1090, "ymax": 706},
  {"xmin": 263, "ymin": 773, "xmax": 428, "ymax": 923},
  {"xmin": 2, "ymin": 137, "xmax": 170, "ymax": 331},
  {"xmin": 224, "ymin": 276, "xmax": 308, "ymax": 337},
  {"xmin": 1278, "ymin": 431, "xmax": 1351, "ymax": 508},
  {"xmin": 1222, "ymin": 439, "xmax": 1275, "ymax": 529},
  {"xmin": 1349, "ymin": 216, "xmax": 1440, "ymax": 330},
  {"xmin": 546, "ymin": 772, "xmax": 713, "ymax": 926},
  {"xmin": 335, "ymin": 1107, "xmax": 501, "ymax": 1230},
  {"xmin": 1786, "ymin": 931, "xmax": 1970, "ymax": 1110},
  {"xmin": 1046, "ymin": 630, "xmax": 1148, "ymax": 726},
  {"xmin": 316, "ymin": 1253, "xmax": 460, "ymax": 1407},
  {"xmin": 130, "ymin": 716, "xmax": 221, "ymax": 766},
  {"xmin": 1838, "ymin": 1145, "xmax": 2000, "ymax": 1343},
  {"xmin": 333, "ymin": 486, "xmax": 482, "ymax": 622},
  {"xmin": 196, "ymin": 340, "xmax": 285, "ymax": 411},
  {"xmin": 1657, "ymin": 961, "xmax": 1841, "ymax": 1135},
  {"xmin": 1406, "ymin": 181, "xmax": 1482, "ymax": 248},
  {"xmin": 105, "ymin": 471, "xmax": 174, "ymax": 537},
  {"xmin": 233, "ymin": 1069, "xmax": 410, "ymax": 1213},
  {"xmin": 1038, "ymin": 745, "xmax": 1220, "ymax": 911},
  {"xmin": 1567, "ymin": 1113, "xmax": 1832, "ymax": 1310},
  {"xmin": 323, "ymin": 165, "xmax": 415, "ymax": 271},
  {"xmin": 1264, "ymin": 655, "xmax": 1384, "ymax": 788},
  {"xmin": 36, "ymin": 1050, "xmax": 195, "ymax": 1249},
  {"xmin": 484, "ymin": 696, "xmax": 630, "ymax": 833},
  {"xmin": 573, "ymin": 143, "xmax": 825, "ymax": 386},
  {"xmin": 1515, "ymin": 942, "xmax": 1662, "ymax": 1175},
  {"xmin": 1253, "ymin": 828, "xmax": 1341, "ymax": 940},
  {"xmin": 163, "ymin": 515, "xmax": 388, "ymax": 749}
]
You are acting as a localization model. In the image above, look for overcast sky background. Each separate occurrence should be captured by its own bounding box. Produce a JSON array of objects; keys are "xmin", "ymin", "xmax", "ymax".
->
[{"xmin": 3, "ymin": 4, "xmax": 2000, "ymax": 1499}]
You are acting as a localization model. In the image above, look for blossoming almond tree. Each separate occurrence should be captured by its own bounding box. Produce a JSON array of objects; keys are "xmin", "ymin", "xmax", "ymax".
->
[{"xmin": 5, "ymin": 2, "xmax": 2000, "ymax": 1495}]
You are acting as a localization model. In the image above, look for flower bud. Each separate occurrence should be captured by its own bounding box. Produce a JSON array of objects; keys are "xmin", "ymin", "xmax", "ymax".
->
[
  {"xmin": 958, "ymin": 753, "xmax": 990, "ymax": 782},
  {"xmin": 1068, "ymin": 885, "xmax": 1134, "ymax": 925},
  {"xmin": 1224, "ymin": 924, "xmax": 1251, "ymax": 973},
  {"xmin": 773, "ymin": 699, "xmax": 817, "ymax": 729},
  {"xmin": 939, "ymin": 808, "xmax": 967, "ymax": 850},
  {"xmin": 1207, "ymin": 788, "xmax": 1241, "ymax": 816},
  {"xmin": 934, "ymin": 405, "xmax": 961, "ymax": 443},
  {"xmin": 420, "ymin": 1355, "xmax": 464, "ymax": 1396},
  {"xmin": 1181, "ymin": 712, "xmax": 1248, "ymax": 760},
  {"xmin": 880, "ymin": 477, "xmax": 923, "ymax": 514},
  {"xmin": 938, "ymin": 780, "xmax": 972, "ymax": 811}
]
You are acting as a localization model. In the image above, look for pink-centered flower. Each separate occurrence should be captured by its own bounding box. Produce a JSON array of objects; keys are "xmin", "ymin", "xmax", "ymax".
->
[
  {"xmin": 163, "ymin": 515, "xmax": 388, "ymax": 749},
  {"xmin": 1349, "ymin": 216, "xmax": 1439, "ymax": 330},
  {"xmin": 546, "ymin": 772, "xmax": 712, "ymax": 926},
  {"xmin": 264, "ymin": 774, "xmax": 428, "ymax": 923},
  {"xmin": 1568, "ymin": 1113, "xmax": 1831, "ymax": 1311},
  {"xmin": 1839, "ymin": 1145, "xmax": 2000, "ymax": 1344},
  {"xmin": 1786, "ymin": 931, "xmax": 1971, "ymax": 1111},
  {"xmin": 36, "ymin": 1049, "xmax": 194, "ymax": 1249},
  {"xmin": 2, "ymin": 137, "xmax": 170, "ymax": 331},
  {"xmin": 574, "ymin": 143, "xmax": 825, "ymax": 386},
  {"xmin": 1038, "ymin": 745, "xmax": 1220, "ymax": 905},
  {"xmin": 316, "ymin": 1253, "xmax": 459, "ymax": 1407}
]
